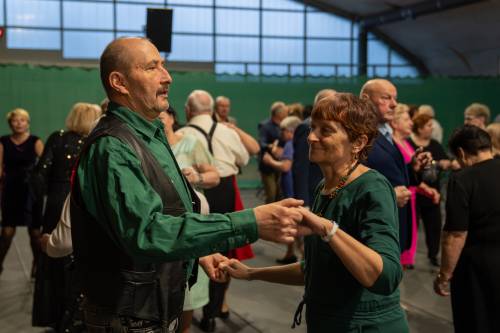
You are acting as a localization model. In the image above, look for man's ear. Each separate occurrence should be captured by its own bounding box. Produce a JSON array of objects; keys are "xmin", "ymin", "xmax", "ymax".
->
[
  {"xmin": 109, "ymin": 71, "xmax": 129, "ymax": 95},
  {"xmin": 360, "ymin": 93, "xmax": 369, "ymax": 101}
]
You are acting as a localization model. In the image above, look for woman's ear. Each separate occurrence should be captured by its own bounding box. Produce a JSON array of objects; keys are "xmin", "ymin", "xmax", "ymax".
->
[
  {"xmin": 109, "ymin": 71, "xmax": 129, "ymax": 95},
  {"xmin": 353, "ymin": 135, "xmax": 368, "ymax": 154}
]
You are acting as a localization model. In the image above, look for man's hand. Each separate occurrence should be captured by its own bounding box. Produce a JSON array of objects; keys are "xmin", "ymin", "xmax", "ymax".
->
[
  {"xmin": 182, "ymin": 167, "xmax": 199, "ymax": 184},
  {"xmin": 40, "ymin": 233, "xmax": 50, "ymax": 254},
  {"xmin": 199, "ymin": 253, "xmax": 229, "ymax": 283},
  {"xmin": 411, "ymin": 147, "xmax": 433, "ymax": 172},
  {"xmin": 254, "ymin": 198, "xmax": 304, "ymax": 244},
  {"xmin": 219, "ymin": 259, "xmax": 252, "ymax": 280},
  {"xmin": 394, "ymin": 186, "xmax": 411, "ymax": 207}
]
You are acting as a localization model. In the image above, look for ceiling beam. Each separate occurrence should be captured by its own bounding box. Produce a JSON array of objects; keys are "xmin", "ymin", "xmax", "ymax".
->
[{"xmin": 359, "ymin": 0, "xmax": 485, "ymax": 29}]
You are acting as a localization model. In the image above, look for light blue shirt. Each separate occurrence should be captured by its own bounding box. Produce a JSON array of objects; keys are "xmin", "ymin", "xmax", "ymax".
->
[{"xmin": 378, "ymin": 123, "xmax": 394, "ymax": 145}]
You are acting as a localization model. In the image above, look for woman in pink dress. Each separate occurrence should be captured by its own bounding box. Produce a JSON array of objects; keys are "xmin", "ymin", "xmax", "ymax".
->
[
  {"xmin": 390, "ymin": 104, "xmax": 439, "ymax": 269},
  {"xmin": 390, "ymin": 104, "xmax": 418, "ymax": 268}
]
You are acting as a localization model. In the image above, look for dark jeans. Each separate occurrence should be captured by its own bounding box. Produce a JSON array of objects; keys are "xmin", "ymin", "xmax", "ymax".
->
[{"xmin": 83, "ymin": 299, "xmax": 178, "ymax": 333}]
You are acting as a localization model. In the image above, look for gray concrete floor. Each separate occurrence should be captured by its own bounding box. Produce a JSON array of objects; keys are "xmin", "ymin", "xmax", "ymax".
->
[{"xmin": 0, "ymin": 189, "xmax": 454, "ymax": 333}]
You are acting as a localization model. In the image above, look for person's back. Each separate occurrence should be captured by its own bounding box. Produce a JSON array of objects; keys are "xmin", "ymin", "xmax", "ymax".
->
[{"xmin": 447, "ymin": 158, "xmax": 500, "ymax": 245}]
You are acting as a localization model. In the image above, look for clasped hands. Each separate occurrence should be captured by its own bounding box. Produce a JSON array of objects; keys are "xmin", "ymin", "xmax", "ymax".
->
[{"xmin": 200, "ymin": 199, "xmax": 334, "ymax": 282}]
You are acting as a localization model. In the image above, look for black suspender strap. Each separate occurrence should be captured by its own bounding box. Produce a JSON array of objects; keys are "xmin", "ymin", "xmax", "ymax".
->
[{"xmin": 187, "ymin": 122, "xmax": 217, "ymax": 154}]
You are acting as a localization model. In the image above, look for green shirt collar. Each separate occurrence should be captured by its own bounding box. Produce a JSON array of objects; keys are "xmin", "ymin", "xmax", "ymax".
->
[{"xmin": 108, "ymin": 102, "xmax": 164, "ymax": 142}]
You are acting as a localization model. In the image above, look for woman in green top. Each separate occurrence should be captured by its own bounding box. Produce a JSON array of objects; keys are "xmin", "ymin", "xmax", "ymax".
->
[{"xmin": 221, "ymin": 93, "xmax": 408, "ymax": 333}]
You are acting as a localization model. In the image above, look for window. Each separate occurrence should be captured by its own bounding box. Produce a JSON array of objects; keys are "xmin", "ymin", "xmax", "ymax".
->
[
  {"xmin": 170, "ymin": 6, "xmax": 213, "ymax": 34},
  {"xmin": 262, "ymin": 11, "xmax": 304, "ymax": 37},
  {"xmin": 216, "ymin": 0, "xmax": 259, "ymax": 9},
  {"xmin": 262, "ymin": 0, "xmax": 304, "ymax": 11},
  {"xmin": 116, "ymin": 4, "xmax": 149, "ymax": 32},
  {"xmin": 168, "ymin": 35, "xmax": 213, "ymax": 62},
  {"xmin": 3, "ymin": 0, "xmax": 419, "ymax": 77},
  {"xmin": 216, "ymin": 37, "xmax": 259, "ymax": 62},
  {"xmin": 0, "ymin": 0, "xmax": 5, "ymax": 25},
  {"xmin": 63, "ymin": 31, "xmax": 114, "ymax": 59},
  {"xmin": 262, "ymin": 38, "xmax": 303, "ymax": 64},
  {"xmin": 63, "ymin": 2, "xmax": 113, "ymax": 30},
  {"xmin": 307, "ymin": 40, "xmax": 350, "ymax": 64},
  {"xmin": 7, "ymin": 0, "xmax": 60, "ymax": 28},
  {"xmin": 216, "ymin": 9, "xmax": 259, "ymax": 35},
  {"xmin": 8, "ymin": 28, "xmax": 60, "ymax": 50},
  {"xmin": 306, "ymin": 12, "xmax": 351, "ymax": 38}
]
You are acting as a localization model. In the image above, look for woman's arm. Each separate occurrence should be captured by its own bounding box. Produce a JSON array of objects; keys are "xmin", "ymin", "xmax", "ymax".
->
[
  {"xmin": 434, "ymin": 231, "xmax": 467, "ymax": 296},
  {"xmin": 262, "ymin": 152, "xmax": 292, "ymax": 173},
  {"xmin": 222, "ymin": 259, "xmax": 305, "ymax": 286},
  {"xmin": 34, "ymin": 139, "xmax": 44, "ymax": 157},
  {"xmin": 299, "ymin": 208, "xmax": 383, "ymax": 288},
  {"xmin": 194, "ymin": 163, "xmax": 220, "ymax": 189},
  {"xmin": 225, "ymin": 123, "xmax": 260, "ymax": 155}
]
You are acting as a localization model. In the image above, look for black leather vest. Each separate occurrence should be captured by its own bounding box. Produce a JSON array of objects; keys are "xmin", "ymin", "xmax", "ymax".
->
[{"xmin": 70, "ymin": 114, "xmax": 200, "ymax": 328}]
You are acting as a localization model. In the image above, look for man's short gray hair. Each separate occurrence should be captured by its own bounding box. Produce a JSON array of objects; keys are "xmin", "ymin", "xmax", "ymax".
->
[
  {"xmin": 215, "ymin": 96, "xmax": 230, "ymax": 104},
  {"xmin": 314, "ymin": 89, "xmax": 336, "ymax": 106},
  {"xmin": 186, "ymin": 90, "xmax": 214, "ymax": 115}
]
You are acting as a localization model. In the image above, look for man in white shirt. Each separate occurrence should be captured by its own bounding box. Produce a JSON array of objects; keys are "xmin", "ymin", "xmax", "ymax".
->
[{"xmin": 178, "ymin": 90, "xmax": 251, "ymax": 332}]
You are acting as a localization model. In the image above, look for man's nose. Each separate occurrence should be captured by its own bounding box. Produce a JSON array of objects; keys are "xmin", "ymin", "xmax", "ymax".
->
[{"xmin": 161, "ymin": 67, "xmax": 172, "ymax": 84}]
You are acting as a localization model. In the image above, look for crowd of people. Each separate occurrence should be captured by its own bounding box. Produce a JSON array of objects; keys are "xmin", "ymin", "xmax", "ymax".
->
[{"xmin": 0, "ymin": 37, "xmax": 499, "ymax": 333}]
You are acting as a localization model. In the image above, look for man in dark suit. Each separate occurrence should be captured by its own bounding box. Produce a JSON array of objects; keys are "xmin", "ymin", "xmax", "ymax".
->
[{"xmin": 361, "ymin": 79, "xmax": 430, "ymax": 252}]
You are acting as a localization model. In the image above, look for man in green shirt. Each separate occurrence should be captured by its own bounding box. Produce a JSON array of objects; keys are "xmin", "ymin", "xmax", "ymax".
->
[{"xmin": 71, "ymin": 37, "xmax": 303, "ymax": 333}]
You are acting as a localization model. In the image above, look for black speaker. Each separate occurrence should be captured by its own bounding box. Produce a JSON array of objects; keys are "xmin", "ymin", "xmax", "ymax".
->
[{"xmin": 146, "ymin": 8, "xmax": 173, "ymax": 53}]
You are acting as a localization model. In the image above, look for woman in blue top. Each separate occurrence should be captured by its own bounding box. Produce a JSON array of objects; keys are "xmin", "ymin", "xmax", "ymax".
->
[{"xmin": 222, "ymin": 93, "xmax": 408, "ymax": 333}]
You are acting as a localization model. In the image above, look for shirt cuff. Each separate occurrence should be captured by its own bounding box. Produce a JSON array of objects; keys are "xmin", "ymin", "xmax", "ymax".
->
[{"xmin": 227, "ymin": 208, "xmax": 259, "ymax": 246}]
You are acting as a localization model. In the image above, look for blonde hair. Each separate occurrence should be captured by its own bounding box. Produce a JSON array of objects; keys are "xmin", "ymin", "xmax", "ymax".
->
[
  {"xmin": 6, "ymin": 108, "xmax": 30, "ymax": 124},
  {"xmin": 393, "ymin": 103, "xmax": 410, "ymax": 121},
  {"xmin": 418, "ymin": 104, "xmax": 435, "ymax": 118},
  {"xmin": 65, "ymin": 103, "xmax": 102, "ymax": 135},
  {"xmin": 465, "ymin": 103, "xmax": 491, "ymax": 124},
  {"xmin": 486, "ymin": 123, "xmax": 500, "ymax": 154},
  {"xmin": 287, "ymin": 103, "xmax": 304, "ymax": 119}
]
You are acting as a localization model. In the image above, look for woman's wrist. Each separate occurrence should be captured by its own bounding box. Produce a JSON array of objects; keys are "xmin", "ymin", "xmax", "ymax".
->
[
  {"xmin": 437, "ymin": 271, "xmax": 452, "ymax": 282},
  {"xmin": 321, "ymin": 220, "xmax": 339, "ymax": 242}
]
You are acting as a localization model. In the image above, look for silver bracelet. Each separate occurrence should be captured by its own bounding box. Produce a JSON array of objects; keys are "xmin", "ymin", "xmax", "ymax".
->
[{"xmin": 321, "ymin": 221, "xmax": 339, "ymax": 242}]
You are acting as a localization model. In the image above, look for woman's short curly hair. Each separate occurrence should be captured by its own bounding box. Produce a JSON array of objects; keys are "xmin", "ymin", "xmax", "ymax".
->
[{"xmin": 311, "ymin": 93, "xmax": 379, "ymax": 161}]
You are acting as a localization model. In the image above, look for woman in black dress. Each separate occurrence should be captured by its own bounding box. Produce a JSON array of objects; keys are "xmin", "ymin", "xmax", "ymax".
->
[
  {"xmin": 0, "ymin": 108, "xmax": 44, "ymax": 275},
  {"xmin": 434, "ymin": 125, "xmax": 500, "ymax": 333},
  {"xmin": 32, "ymin": 103, "xmax": 101, "ymax": 331},
  {"xmin": 409, "ymin": 113, "xmax": 455, "ymax": 266}
]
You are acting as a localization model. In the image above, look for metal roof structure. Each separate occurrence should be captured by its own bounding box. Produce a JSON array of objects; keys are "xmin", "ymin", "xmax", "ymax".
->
[{"xmin": 306, "ymin": 0, "xmax": 499, "ymax": 76}]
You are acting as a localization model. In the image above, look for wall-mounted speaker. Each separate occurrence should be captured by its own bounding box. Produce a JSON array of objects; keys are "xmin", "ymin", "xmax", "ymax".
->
[{"xmin": 146, "ymin": 8, "xmax": 173, "ymax": 53}]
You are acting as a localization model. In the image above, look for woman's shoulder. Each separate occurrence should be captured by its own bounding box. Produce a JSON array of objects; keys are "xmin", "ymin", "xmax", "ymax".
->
[{"xmin": 348, "ymin": 169, "xmax": 395, "ymax": 200}]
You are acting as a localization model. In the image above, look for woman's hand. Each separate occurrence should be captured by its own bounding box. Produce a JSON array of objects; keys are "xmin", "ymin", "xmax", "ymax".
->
[
  {"xmin": 297, "ymin": 207, "xmax": 331, "ymax": 238},
  {"xmin": 220, "ymin": 259, "xmax": 252, "ymax": 280},
  {"xmin": 40, "ymin": 233, "xmax": 50, "ymax": 253},
  {"xmin": 433, "ymin": 272, "xmax": 451, "ymax": 296}
]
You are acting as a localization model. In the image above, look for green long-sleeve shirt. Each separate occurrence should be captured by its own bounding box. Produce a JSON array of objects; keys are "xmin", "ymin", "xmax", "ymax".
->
[
  {"xmin": 304, "ymin": 170, "xmax": 406, "ymax": 332},
  {"xmin": 76, "ymin": 103, "xmax": 258, "ymax": 265}
]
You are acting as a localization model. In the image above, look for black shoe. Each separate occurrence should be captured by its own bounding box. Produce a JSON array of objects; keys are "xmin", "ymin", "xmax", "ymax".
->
[
  {"xmin": 429, "ymin": 258, "xmax": 440, "ymax": 267},
  {"xmin": 199, "ymin": 317, "xmax": 216, "ymax": 332},
  {"xmin": 276, "ymin": 255, "xmax": 298, "ymax": 265},
  {"xmin": 403, "ymin": 264, "xmax": 415, "ymax": 270},
  {"xmin": 217, "ymin": 310, "xmax": 230, "ymax": 320}
]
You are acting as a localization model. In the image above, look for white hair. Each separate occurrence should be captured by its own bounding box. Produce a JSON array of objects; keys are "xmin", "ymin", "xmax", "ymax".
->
[{"xmin": 186, "ymin": 90, "xmax": 214, "ymax": 115}]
